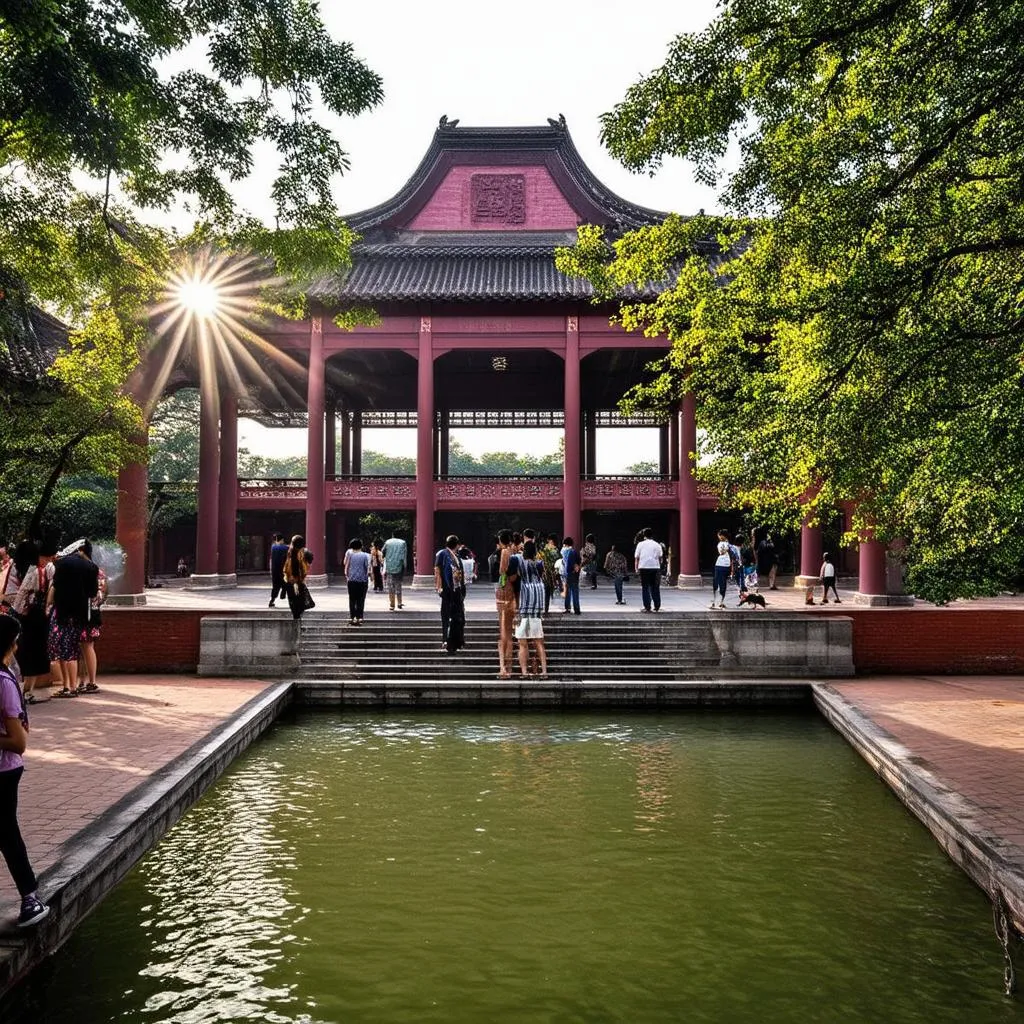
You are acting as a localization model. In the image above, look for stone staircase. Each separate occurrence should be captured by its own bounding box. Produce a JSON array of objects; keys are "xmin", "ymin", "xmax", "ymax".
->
[{"xmin": 294, "ymin": 612, "xmax": 722, "ymax": 681}]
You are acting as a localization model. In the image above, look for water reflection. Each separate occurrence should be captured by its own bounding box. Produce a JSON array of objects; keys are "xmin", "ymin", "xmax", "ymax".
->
[{"xmin": 9, "ymin": 712, "xmax": 1017, "ymax": 1024}]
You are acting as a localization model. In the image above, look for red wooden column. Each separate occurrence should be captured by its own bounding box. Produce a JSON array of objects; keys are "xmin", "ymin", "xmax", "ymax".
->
[
  {"xmin": 351, "ymin": 410, "xmax": 363, "ymax": 476},
  {"xmin": 583, "ymin": 409, "xmax": 596, "ymax": 477},
  {"xmin": 677, "ymin": 394, "xmax": 701, "ymax": 587},
  {"xmin": 325, "ymin": 398, "xmax": 337, "ymax": 478},
  {"xmin": 192, "ymin": 385, "xmax": 220, "ymax": 584},
  {"xmin": 668, "ymin": 411, "xmax": 679, "ymax": 481},
  {"xmin": 111, "ymin": 423, "xmax": 149, "ymax": 604},
  {"xmin": 856, "ymin": 532, "xmax": 889, "ymax": 603},
  {"xmin": 563, "ymin": 314, "xmax": 581, "ymax": 541},
  {"xmin": 305, "ymin": 316, "xmax": 328, "ymax": 587},
  {"xmin": 216, "ymin": 393, "xmax": 238, "ymax": 586},
  {"xmin": 414, "ymin": 314, "xmax": 436, "ymax": 582},
  {"xmin": 340, "ymin": 409, "xmax": 351, "ymax": 476},
  {"xmin": 439, "ymin": 409, "xmax": 450, "ymax": 477},
  {"xmin": 796, "ymin": 516, "xmax": 823, "ymax": 587}
]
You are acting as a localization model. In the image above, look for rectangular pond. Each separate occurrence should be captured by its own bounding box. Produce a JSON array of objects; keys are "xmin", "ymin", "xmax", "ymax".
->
[{"xmin": 3, "ymin": 710, "xmax": 1016, "ymax": 1023}]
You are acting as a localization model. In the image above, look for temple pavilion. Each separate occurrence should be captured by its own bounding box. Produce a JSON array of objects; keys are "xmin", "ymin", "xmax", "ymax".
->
[{"xmin": 111, "ymin": 117, "xmax": 895, "ymax": 600}]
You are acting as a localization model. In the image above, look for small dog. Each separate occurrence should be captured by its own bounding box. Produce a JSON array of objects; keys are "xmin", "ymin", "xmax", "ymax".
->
[{"xmin": 738, "ymin": 591, "xmax": 767, "ymax": 609}]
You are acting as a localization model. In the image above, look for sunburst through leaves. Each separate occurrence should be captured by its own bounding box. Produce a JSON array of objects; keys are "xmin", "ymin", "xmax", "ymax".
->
[{"xmin": 146, "ymin": 248, "xmax": 306, "ymax": 421}]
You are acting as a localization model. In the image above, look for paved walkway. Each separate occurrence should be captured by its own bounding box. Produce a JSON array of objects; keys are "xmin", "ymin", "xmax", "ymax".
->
[
  {"xmin": 140, "ymin": 575, "xmax": 1024, "ymax": 613},
  {"xmin": 8, "ymin": 677, "xmax": 273, "ymax": 903},
  {"xmin": 828, "ymin": 676, "xmax": 1024, "ymax": 850}
]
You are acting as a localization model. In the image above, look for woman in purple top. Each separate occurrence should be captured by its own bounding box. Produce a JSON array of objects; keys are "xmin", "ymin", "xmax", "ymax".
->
[
  {"xmin": 0, "ymin": 616, "xmax": 49, "ymax": 927},
  {"xmin": 343, "ymin": 538, "xmax": 371, "ymax": 626}
]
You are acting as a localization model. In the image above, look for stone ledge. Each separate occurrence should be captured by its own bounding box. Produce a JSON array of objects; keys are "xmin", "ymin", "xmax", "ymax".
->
[
  {"xmin": 813, "ymin": 683, "xmax": 1024, "ymax": 941},
  {"xmin": 0, "ymin": 681, "xmax": 293, "ymax": 999},
  {"xmin": 294, "ymin": 679, "xmax": 813, "ymax": 707}
]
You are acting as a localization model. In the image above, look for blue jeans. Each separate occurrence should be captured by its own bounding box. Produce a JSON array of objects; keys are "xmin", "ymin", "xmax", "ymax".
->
[
  {"xmin": 713, "ymin": 566, "xmax": 729, "ymax": 602},
  {"xmin": 613, "ymin": 576, "xmax": 624, "ymax": 602},
  {"xmin": 564, "ymin": 578, "xmax": 581, "ymax": 613},
  {"xmin": 639, "ymin": 568, "xmax": 661, "ymax": 611}
]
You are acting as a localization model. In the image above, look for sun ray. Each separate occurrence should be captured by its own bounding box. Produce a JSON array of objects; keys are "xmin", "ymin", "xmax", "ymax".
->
[{"xmin": 146, "ymin": 246, "xmax": 302, "ymax": 423}]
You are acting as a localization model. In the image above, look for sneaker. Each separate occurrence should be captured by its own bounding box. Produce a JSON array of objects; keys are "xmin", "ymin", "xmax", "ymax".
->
[
  {"xmin": 17, "ymin": 896, "xmax": 49, "ymax": 929},
  {"xmin": 718, "ymin": 602, "xmax": 726, "ymax": 609},
  {"xmin": 709, "ymin": 602, "xmax": 717, "ymax": 609}
]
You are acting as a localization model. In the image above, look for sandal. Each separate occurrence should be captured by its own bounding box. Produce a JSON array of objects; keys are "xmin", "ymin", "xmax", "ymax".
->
[
  {"xmin": 496, "ymin": 672, "xmax": 511, "ymax": 680},
  {"xmin": 54, "ymin": 688, "xmax": 77, "ymax": 698},
  {"xmin": 83, "ymin": 683, "xmax": 99, "ymax": 693},
  {"xmin": 24, "ymin": 694, "xmax": 37, "ymax": 705}
]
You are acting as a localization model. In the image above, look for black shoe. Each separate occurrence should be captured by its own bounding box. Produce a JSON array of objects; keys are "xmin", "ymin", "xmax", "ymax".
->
[
  {"xmin": 268, "ymin": 601, "xmax": 276, "ymax": 608},
  {"xmin": 18, "ymin": 896, "xmax": 49, "ymax": 929}
]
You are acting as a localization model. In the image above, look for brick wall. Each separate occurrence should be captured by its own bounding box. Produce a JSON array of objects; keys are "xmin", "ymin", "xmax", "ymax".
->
[
  {"xmin": 821, "ymin": 608, "xmax": 1024, "ymax": 674},
  {"xmin": 99, "ymin": 607, "xmax": 1024, "ymax": 676},
  {"xmin": 101, "ymin": 609, "xmax": 240, "ymax": 673}
]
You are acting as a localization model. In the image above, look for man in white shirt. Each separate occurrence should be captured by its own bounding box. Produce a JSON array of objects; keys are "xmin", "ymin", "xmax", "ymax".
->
[{"xmin": 634, "ymin": 527, "xmax": 664, "ymax": 613}]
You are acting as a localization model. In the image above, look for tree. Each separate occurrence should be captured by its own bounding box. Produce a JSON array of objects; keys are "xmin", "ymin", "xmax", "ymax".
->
[
  {"xmin": 557, "ymin": 0, "xmax": 1024, "ymax": 603},
  {"xmin": 447, "ymin": 438, "xmax": 563, "ymax": 476},
  {"xmin": 0, "ymin": 1, "xmax": 383, "ymax": 536},
  {"xmin": 625, "ymin": 460, "xmax": 659, "ymax": 476}
]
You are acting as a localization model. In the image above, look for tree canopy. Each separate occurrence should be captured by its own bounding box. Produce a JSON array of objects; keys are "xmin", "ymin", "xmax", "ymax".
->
[
  {"xmin": 557, "ymin": 0, "xmax": 1024, "ymax": 602},
  {"xmin": 0, "ymin": 0, "xmax": 383, "ymax": 538}
]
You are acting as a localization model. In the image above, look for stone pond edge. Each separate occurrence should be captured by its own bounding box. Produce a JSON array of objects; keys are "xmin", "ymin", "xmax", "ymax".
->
[
  {"xmin": 0, "ymin": 680, "xmax": 293, "ymax": 1000},
  {"xmin": 813, "ymin": 683, "xmax": 1024, "ymax": 941},
  {"xmin": 0, "ymin": 678, "xmax": 1020, "ymax": 1001}
]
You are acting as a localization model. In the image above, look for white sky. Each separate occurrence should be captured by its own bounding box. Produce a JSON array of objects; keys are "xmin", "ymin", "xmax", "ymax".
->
[{"xmin": 218, "ymin": 0, "xmax": 726, "ymax": 472}]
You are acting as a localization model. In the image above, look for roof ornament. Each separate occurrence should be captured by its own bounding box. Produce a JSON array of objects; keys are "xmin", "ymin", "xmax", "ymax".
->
[
  {"xmin": 547, "ymin": 114, "xmax": 567, "ymax": 129},
  {"xmin": 438, "ymin": 115, "xmax": 460, "ymax": 128}
]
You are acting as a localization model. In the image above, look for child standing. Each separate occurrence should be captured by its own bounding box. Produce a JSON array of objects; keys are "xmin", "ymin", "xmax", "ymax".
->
[
  {"xmin": 0, "ymin": 616, "xmax": 49, "ymax": 928},
  {"xmin": 820, "ymin": 552, "xmax": 841, "ymax": 604}
]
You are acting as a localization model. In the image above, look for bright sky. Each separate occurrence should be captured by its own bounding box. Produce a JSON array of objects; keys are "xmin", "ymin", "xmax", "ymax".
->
[{"xmin": 224, "ymin": 0, "xmax": 725, "ymax": 472}]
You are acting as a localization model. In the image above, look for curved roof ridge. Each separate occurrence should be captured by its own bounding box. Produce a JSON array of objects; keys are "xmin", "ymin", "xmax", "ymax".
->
[{"xmin": 344, "ymin": 116, "xmax": 672, "ymax": 236}]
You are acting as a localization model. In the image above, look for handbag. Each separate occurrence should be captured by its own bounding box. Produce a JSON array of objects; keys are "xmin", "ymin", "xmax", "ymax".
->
[{"xmin": 298, "ymin": 583, "xmax": 316, "ymax": 610}]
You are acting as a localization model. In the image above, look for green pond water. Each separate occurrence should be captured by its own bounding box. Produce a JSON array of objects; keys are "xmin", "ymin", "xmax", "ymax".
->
[{"xmin": 6, "ymin": 710, "xmax": 1018, "ymax": 1023}]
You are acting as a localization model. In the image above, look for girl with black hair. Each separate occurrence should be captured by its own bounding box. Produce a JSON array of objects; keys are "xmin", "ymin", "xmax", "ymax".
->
[
  {"xmin": 0, "ymin": 615, "xmax": 49, "ymax": 928},
  {"xmin": 284, "ymin": 535, "xmax": 314, "ymax": 621}
]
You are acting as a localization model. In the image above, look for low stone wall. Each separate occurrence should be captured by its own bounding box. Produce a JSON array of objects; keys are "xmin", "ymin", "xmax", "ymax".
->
[
  {"xmin": 708, "ymin": 612, "xmax": 853, "ymax": 677},
  {"xmin": 198, "ymin": 617, "xmax": 300, "ymax": 676},
  {"xmin": 295, "ymin": 680, "xmax": 812, "ymax": 706},
  {"xmin": 822, "ymin": 607, "xmax": 1024, "ymax": 674},
  {"xmin": 99, "ymin": 606, "xmax": 1024, "ymax": 676}
]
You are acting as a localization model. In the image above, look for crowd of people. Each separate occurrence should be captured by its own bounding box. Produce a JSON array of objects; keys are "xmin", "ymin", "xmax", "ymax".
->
[
  {"xmin": 0, "ymin": 534, "xmax": 110, "ymax": 932},
  {"xmin": 434, "ymin": 527, "xmax": 673, "ymax": 679},
  {"xmin": 0, "ymin": 537, "xmax": 107, "ymax": 700}
]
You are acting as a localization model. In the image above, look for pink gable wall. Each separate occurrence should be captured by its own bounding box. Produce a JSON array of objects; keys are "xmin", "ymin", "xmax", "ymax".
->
[{"xmin": 407, "ymin": 165, "xmax": 581, "ymax": 231}]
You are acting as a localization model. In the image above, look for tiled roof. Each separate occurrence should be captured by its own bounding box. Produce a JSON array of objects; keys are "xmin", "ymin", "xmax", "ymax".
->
[
  {"xmin": 313, "ymin": 248, "xmax": 669, "ymax": 302},
  {"xmin": 316, "ymin": 120, "xmax": 727, "ymax": 303},
  {"xmin": 0, "ymin": 306, "xmax": 69, "ymax": 383}
]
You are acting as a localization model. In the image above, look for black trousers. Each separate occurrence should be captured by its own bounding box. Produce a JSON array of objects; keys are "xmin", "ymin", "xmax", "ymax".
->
[
  {"xmin": 270, "ymin": 573, "xmax": 287, "ymax": 603},
  {"xmin": 0, "ymin": 767, "xmax": 36, "ymax": 898},
  {"xmin": 348, "ymin": 580, "xmax": 368, "ymax": 620},
  {"xmin": 639, "ymin": 568, "xmax": 661, "ymax": 610}
]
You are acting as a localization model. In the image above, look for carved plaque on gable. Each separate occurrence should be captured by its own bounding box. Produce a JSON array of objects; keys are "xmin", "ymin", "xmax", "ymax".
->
[{"xmin": 470, "ymin": 174, "xmax": 526, "ymax": 224}]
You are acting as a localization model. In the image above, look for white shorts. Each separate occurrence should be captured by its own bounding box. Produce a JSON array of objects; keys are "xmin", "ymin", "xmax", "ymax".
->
[{"xmin": 514, "ymin": 615, "xmax": 544, "ymax": 640}]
